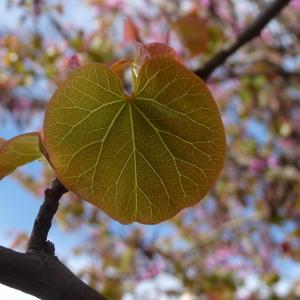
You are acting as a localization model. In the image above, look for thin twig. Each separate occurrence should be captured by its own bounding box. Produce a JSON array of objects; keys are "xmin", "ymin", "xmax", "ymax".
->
[
  {"xmin": 27, "ymin": 178, "xmax": 67, "ymax": 254},
  {"xmin": 195, "ymin": 0, "xmax": 291, "ymax": 80}
]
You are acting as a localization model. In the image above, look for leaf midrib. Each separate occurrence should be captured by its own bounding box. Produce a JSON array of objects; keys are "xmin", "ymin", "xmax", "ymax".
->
[
  {"xmin": 129, "ymin": 104, "xmax": 138, "ymax": 219},
  {"xmin": 132, "ymin": 103, "xmax": 187, "ymax": 197}
]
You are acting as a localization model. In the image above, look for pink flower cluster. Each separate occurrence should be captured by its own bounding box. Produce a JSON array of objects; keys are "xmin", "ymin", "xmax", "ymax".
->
[
  {"xmin": 292, "ymin": 0, "xmax": 300, "ymax": 11},
  {"xmin": 68, "ymin": 54, "xmax": 81, "ymax": 69},
  {"xmin": 137, "ymin": 260, "xmax": 166, "ymax": 282},
  {"xmin": 249, "ymin": 156, "xmax": 279, "ymax": 175},
  {"xmin": 205, "ymin": 245, "xmax": 239, "ymax": 269}
]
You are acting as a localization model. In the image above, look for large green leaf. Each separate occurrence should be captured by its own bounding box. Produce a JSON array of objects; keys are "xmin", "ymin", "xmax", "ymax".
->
[
  {"xmin": 44, "ymin": 56, "xmax": 226, "ymax": 224},
  {"xmin": 0, "ymin": 133, "xmax": 41, "ymax": 180}
]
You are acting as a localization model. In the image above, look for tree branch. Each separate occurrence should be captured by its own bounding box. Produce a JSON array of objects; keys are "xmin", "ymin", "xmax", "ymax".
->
[
  {"xmin": 195, "ymin": 0, "xmax": 291, "ymax": 80},
  {"xmin": 0, "ymin": 179, "xmax": 109, "ymax": 300},
  {"xmin": 27, "ymin": 178, "xmax": 67, "ymax": 254},
  {"xmin": 0, "ymin": 246, "xmax": 108, "ymax": 300}
]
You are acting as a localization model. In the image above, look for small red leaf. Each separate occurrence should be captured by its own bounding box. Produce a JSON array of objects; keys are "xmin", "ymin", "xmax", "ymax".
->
[
  {"xmin": 174, "ymin": 12, "xmax": 208, "ymax": 56},
  {"xmin": 124, "ymin": 17, "xmax": 141, "ymax": 43}
]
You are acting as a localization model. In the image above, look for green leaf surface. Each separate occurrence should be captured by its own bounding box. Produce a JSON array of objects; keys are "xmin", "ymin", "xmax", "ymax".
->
[
  {"xmin": 44, "ymin": 57, "xmax": 226, "ymax": 224},
  {"xmin": 0, "ymin": 133, "xmax": 41, "ymax": 180}
]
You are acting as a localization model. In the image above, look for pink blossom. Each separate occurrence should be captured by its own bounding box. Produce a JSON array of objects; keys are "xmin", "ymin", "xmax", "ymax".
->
[
  {"xmin": 137, "ymin": 260, "xmax": 165, "ymax": 282},
  {"xmin": 102, "ymin": 0, "xmax": 123, "ymax": 10},
  {"xmin": 249, "ymin": 158, "xmax": 267, "ymax": 174},
  {"xmin": 68, "ymin": 54, "xmax": 81, "ymax": 69},
  {"xmin": 217, "ymin": 2, "xmax": 232, "ymax": 23},
  {"xmin": 267, "ymin": 156, "xmax": 279, "ymax": 168},
  {"xmin": 292, "ymin": 0, "xmax": 300, "ymax": 11},
  {"xmin": 278, "ymin": 138, "xmax": 295, "ymax": 150},
  {"xmin": 16, "ymin": 97, "xmax": 31, "ymax": 110},
  {"xmin": 234, "ymin": 22, "xmax": 244, "ymax": 34},
  {"xmin": 205, "ymin": 246, "xmax": 239, "ymax": 268},
  {"xmin": 261, "ymin": 29, "xmax": 273, "ymax": 43},
  {"xmin": 33, "ymin": 0, "xmax": 42, "ymax": 16},
  {"xmin": 200, "ymin": 0, "xmax": 210, "ymax": 8}
]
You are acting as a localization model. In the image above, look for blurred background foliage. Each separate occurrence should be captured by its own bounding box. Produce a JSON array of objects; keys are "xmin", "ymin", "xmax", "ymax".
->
[{"xmin": 1, "ymin": 0, "xmax": 300, "ymax": 299}]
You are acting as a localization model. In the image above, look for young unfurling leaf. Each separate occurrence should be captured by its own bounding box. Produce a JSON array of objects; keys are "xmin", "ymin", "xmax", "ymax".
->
[{"xmin": 124, "ymin": 17, "xmax": 141, "ymax": 43}]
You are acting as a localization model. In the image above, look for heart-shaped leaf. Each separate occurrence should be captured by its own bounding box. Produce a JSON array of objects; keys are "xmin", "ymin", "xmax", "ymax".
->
[
  {"xmin": 0, "ymin": 133, "xmax": 41, "ymax": 180},
  {"xmin": 44, "ymin": 56, "xmax": 226, "ymax": 224}
]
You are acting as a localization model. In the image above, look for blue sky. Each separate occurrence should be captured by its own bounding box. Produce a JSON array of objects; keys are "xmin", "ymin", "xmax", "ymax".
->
[{"xmin": 0, "ymin": 1, "xmax": 299, "ymax": 299}]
